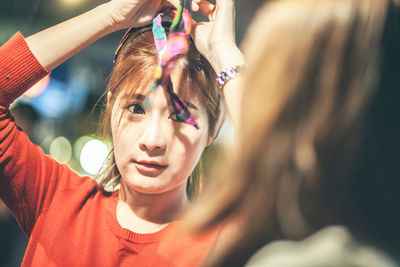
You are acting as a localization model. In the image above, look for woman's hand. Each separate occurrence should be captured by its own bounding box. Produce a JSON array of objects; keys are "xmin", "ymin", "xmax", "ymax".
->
[
  {"xmin": 191, "ymin": 0, "xmax": 245, "ymax": 132},
  {"xmin": 106, "ymin": 0, "xmax": 165, "ymax": 30},
  {"xmin": 191, "ymin": 0, "xmax": 245, "ymax": 73},
  {"xmin": 26, "ymin": 0, "xmax": 172, "ymax": 70}
]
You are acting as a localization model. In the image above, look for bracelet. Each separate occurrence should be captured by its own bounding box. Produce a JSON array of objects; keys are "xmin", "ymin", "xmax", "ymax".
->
[{"xmin": 216, "ymin": 65, "xmax": 246, "ymax": 91}]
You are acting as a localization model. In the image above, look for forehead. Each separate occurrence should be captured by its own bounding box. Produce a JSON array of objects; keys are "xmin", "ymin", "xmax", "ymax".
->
[
  {"xmin": 170, "ymin": 70, "xmax": 202, "ymax": 103},
  {"xmin": 116, "ymin": 69, "xmax": 203, "ymax": 107}
]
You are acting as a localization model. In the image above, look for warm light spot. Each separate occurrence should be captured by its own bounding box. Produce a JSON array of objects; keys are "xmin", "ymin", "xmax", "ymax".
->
[
  {"xmin": 59, "ymin": 0, "xmax": 87, "ymax": 8},
  {"xmin": 50, "ymin": 136, "xmax": 72, "ymax": 163},
  {"xmin": 79, "ymin": 139, "xmax": 109, "ymax": 175},
  {"xmin": 73, "ymin": 136, "xmax": 92, "ymax": 160},
  {"xmin": 24, "ymin": 74, "xmax": 50, "ymax": 98}
]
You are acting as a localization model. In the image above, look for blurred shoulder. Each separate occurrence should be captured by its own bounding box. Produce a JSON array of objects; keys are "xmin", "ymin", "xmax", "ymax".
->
[{"xmin": 246, "ymin": 226, "xmax": 399, "ymax": 267}]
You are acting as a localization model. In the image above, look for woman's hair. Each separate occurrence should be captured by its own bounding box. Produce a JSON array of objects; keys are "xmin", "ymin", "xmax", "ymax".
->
[
  {"xmin": 97, "ymin": 26, "xmax": 221, "ymax": 199},
  {"xmin": 185, "ymin": 0, "xmax": 400, "ymax": 265}
]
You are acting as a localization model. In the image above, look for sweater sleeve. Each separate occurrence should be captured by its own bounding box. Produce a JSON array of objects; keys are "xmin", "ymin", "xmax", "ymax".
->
[
  {"xmin": 0, "ymin": 32, "xmax": 49, "ymax": 106},
  {"xmin": 0, "ymin": 32, "xmax": 78, "ymax": 236}
]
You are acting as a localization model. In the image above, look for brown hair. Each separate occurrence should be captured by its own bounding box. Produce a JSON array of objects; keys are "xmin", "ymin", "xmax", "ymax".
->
[
  {"xmin": 97, "ymin": 26, "xmax": 221, "ymax": 199},
  {"xmin": 185, "ymin": 0, "xmax": 400, "ymax": 265}
]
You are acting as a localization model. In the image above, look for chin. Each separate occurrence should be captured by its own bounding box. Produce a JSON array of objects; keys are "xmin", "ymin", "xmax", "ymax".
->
[
  {"xmin": 133, "ymin": 185, "xmax": 166, "ymax": 194},
  {"xmin": 120, "ymin": 171, "xmax": 187, "ymax": 196},
  {"xmin": 122, "ymin": 178, "xmax": 168, "ymax": 195}
]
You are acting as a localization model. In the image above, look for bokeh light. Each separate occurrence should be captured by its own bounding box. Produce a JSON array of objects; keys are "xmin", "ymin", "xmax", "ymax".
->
[
  {"xmin": 49, "ymin": 136, "xmax": 72, "ymax": 163},
  {"xmin": 59, "ymin": 0, "xmax": 87, "ymax": 8},
  {"xmin": 79, "ymin": 138, "xmax": 109, "ymax": 175},
  {"xmin": 24, "ymin": 74, "xmax": 50, "ymax": 98},
  {"xmin": 73, "ymin": 135, "xmax": 92, "ymax": 160}
]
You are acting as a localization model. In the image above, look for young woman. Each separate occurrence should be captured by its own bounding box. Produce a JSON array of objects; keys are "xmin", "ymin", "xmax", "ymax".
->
[
  {"xmin": 0, "ymin": 0, "xmax": 244, "ymax": 265},
  {"xmin": 185, "ymin": 0, "xmax": 400, "ymax": 266}
]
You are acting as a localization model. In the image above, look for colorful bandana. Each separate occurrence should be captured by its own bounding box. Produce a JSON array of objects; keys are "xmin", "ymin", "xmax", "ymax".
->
[
  {"xmin": 150, "ymin": 0, "xmax": 198, "ymax": 128},
  {"xmin": 113, "ymin": 0, "xmax": 197, "ymax": 128}
]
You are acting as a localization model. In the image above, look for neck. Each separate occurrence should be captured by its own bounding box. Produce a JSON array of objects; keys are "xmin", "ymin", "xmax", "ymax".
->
[{"xmin": 116, "ymin": 182, "xmax": 189, "ymax": 233}]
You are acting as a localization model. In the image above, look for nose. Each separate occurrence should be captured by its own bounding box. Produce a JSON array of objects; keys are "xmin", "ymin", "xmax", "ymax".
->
[{"xmin": 139, "ymin": 113, "xmax": 167, "ymax": 152}]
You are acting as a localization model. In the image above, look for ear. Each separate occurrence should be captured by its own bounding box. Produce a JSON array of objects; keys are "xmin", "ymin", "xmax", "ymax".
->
[
  {"xmin": 208, "ymin": 108, "xmax": 227, "ymax": 146},
  {"xmin": 206, "ymin": 135, "xmax": 214, "ymax": 147}
]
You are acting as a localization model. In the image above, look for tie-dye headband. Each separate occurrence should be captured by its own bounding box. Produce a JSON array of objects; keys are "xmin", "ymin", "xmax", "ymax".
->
[
  {"xmin": 113, "ymin": 0, "xmax": 198, "ymax": 129},
  {"xmin": 150, "ymin": 0, "xmax": 197, "ymax": 128}
]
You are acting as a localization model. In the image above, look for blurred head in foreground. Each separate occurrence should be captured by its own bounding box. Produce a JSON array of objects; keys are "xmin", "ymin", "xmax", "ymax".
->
[{"xmin": 186, "ymin": 0, "xmax": 400, "ymax": 265}]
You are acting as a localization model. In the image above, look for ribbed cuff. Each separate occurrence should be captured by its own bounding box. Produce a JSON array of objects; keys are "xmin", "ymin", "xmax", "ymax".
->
[{"xmin": 0, "ymin": 32, "xmax": 49, "ymax": 106}]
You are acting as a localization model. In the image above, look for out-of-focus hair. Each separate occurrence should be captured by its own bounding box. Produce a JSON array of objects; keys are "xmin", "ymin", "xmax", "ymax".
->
[{"xmin": 185, "ymin": 0, "xmax": 400, "ymax": 265}]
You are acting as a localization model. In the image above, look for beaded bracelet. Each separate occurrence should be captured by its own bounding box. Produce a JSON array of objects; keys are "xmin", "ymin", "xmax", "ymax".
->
[{"xmin": 216, "ymin": 65, "xmax": 246, "ymax": 91}]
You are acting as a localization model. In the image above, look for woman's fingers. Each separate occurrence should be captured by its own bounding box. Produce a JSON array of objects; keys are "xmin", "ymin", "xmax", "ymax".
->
[
  {"xmin": 190, "ymin": 20, "xmax": 203, "ymax": 40},
  {"xmin": 196, "ymin": 0, "xmax": 215, "ymax": 19},
  {"xmin": 192, "ymin": 1, "xmax": 200, "ymax": 11},
  {"xmin": 163, "ymin": 0, "xmax": 215, "ymax": 18},
  {"xmin": 164, "ymin": 0, "xmax": 187, "ymax": 10},
  {"xmin": 164, "ymin": 0, "xmax": 204, "ymax": 11},
  {"xmin": 161, "ymin": 0, "xmax": 175, "ymax": 10}
]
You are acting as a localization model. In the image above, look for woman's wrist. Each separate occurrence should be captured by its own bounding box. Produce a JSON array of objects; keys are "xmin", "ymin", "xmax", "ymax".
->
[
  {"xmin": 98, "ymin": 2, "xmax": 127, "ymax": 34},
  {"xmin": 101, "ymin": 1, "xmax": 160, "ymax": 33},
  {"xmin": 26, "ymin": 2, "xmax": 123, "ymax": 71},
  {"xmin": 208, "ymin": 45, "xmax": 246, "ymax": 74}
]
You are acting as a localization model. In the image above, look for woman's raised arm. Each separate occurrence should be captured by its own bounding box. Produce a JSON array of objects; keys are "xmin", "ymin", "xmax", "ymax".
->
[
  {"xmin": 26, "ymin": 0, "xmax": 165, "ymax": 71},
  {"xmin": 191, "ymin": 0, "xmax": 246, "ymax": 132}
]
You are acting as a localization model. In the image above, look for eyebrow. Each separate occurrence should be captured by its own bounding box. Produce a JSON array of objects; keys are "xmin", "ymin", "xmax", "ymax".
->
[
  {"xmin": 126, "ymin": 93, "xmax": 198, "ymax": 110},
  {"xmin": 184, "ymin": 100, "xmax": 198, "ymax": 111},
  {"xmin": 163, "ymin": 95, "xmax": 199, "ymax": 111},
  {"xmin": 126, "ymin": 93, "xmax": 146, "ymax": 101}
]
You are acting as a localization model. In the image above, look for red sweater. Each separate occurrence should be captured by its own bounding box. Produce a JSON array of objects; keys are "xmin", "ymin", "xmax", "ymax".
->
[{"xmin": 0, "ymin": 33, "xmax": 219, "ymax": 267}]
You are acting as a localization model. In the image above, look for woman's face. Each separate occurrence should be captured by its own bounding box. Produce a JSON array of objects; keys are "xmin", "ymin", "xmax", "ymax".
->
[{"xmin": 110, "ymin": 73, "xmax": 211, "ymax": 195}]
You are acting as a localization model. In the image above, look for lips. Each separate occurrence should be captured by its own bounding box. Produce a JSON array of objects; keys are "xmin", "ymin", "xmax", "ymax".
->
[
  {"xmin": 134, "ymin": 160, "xmax": 168, "ymax": 176},
  {"xmin": 136, "ymin": 160, "xmax": 167, "ymax": 169}
]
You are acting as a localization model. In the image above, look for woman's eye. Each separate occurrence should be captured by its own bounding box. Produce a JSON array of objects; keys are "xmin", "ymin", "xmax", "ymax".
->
[{"xmin": 127, "ymin": 103, "xmax": 145, "ymax": 114}]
